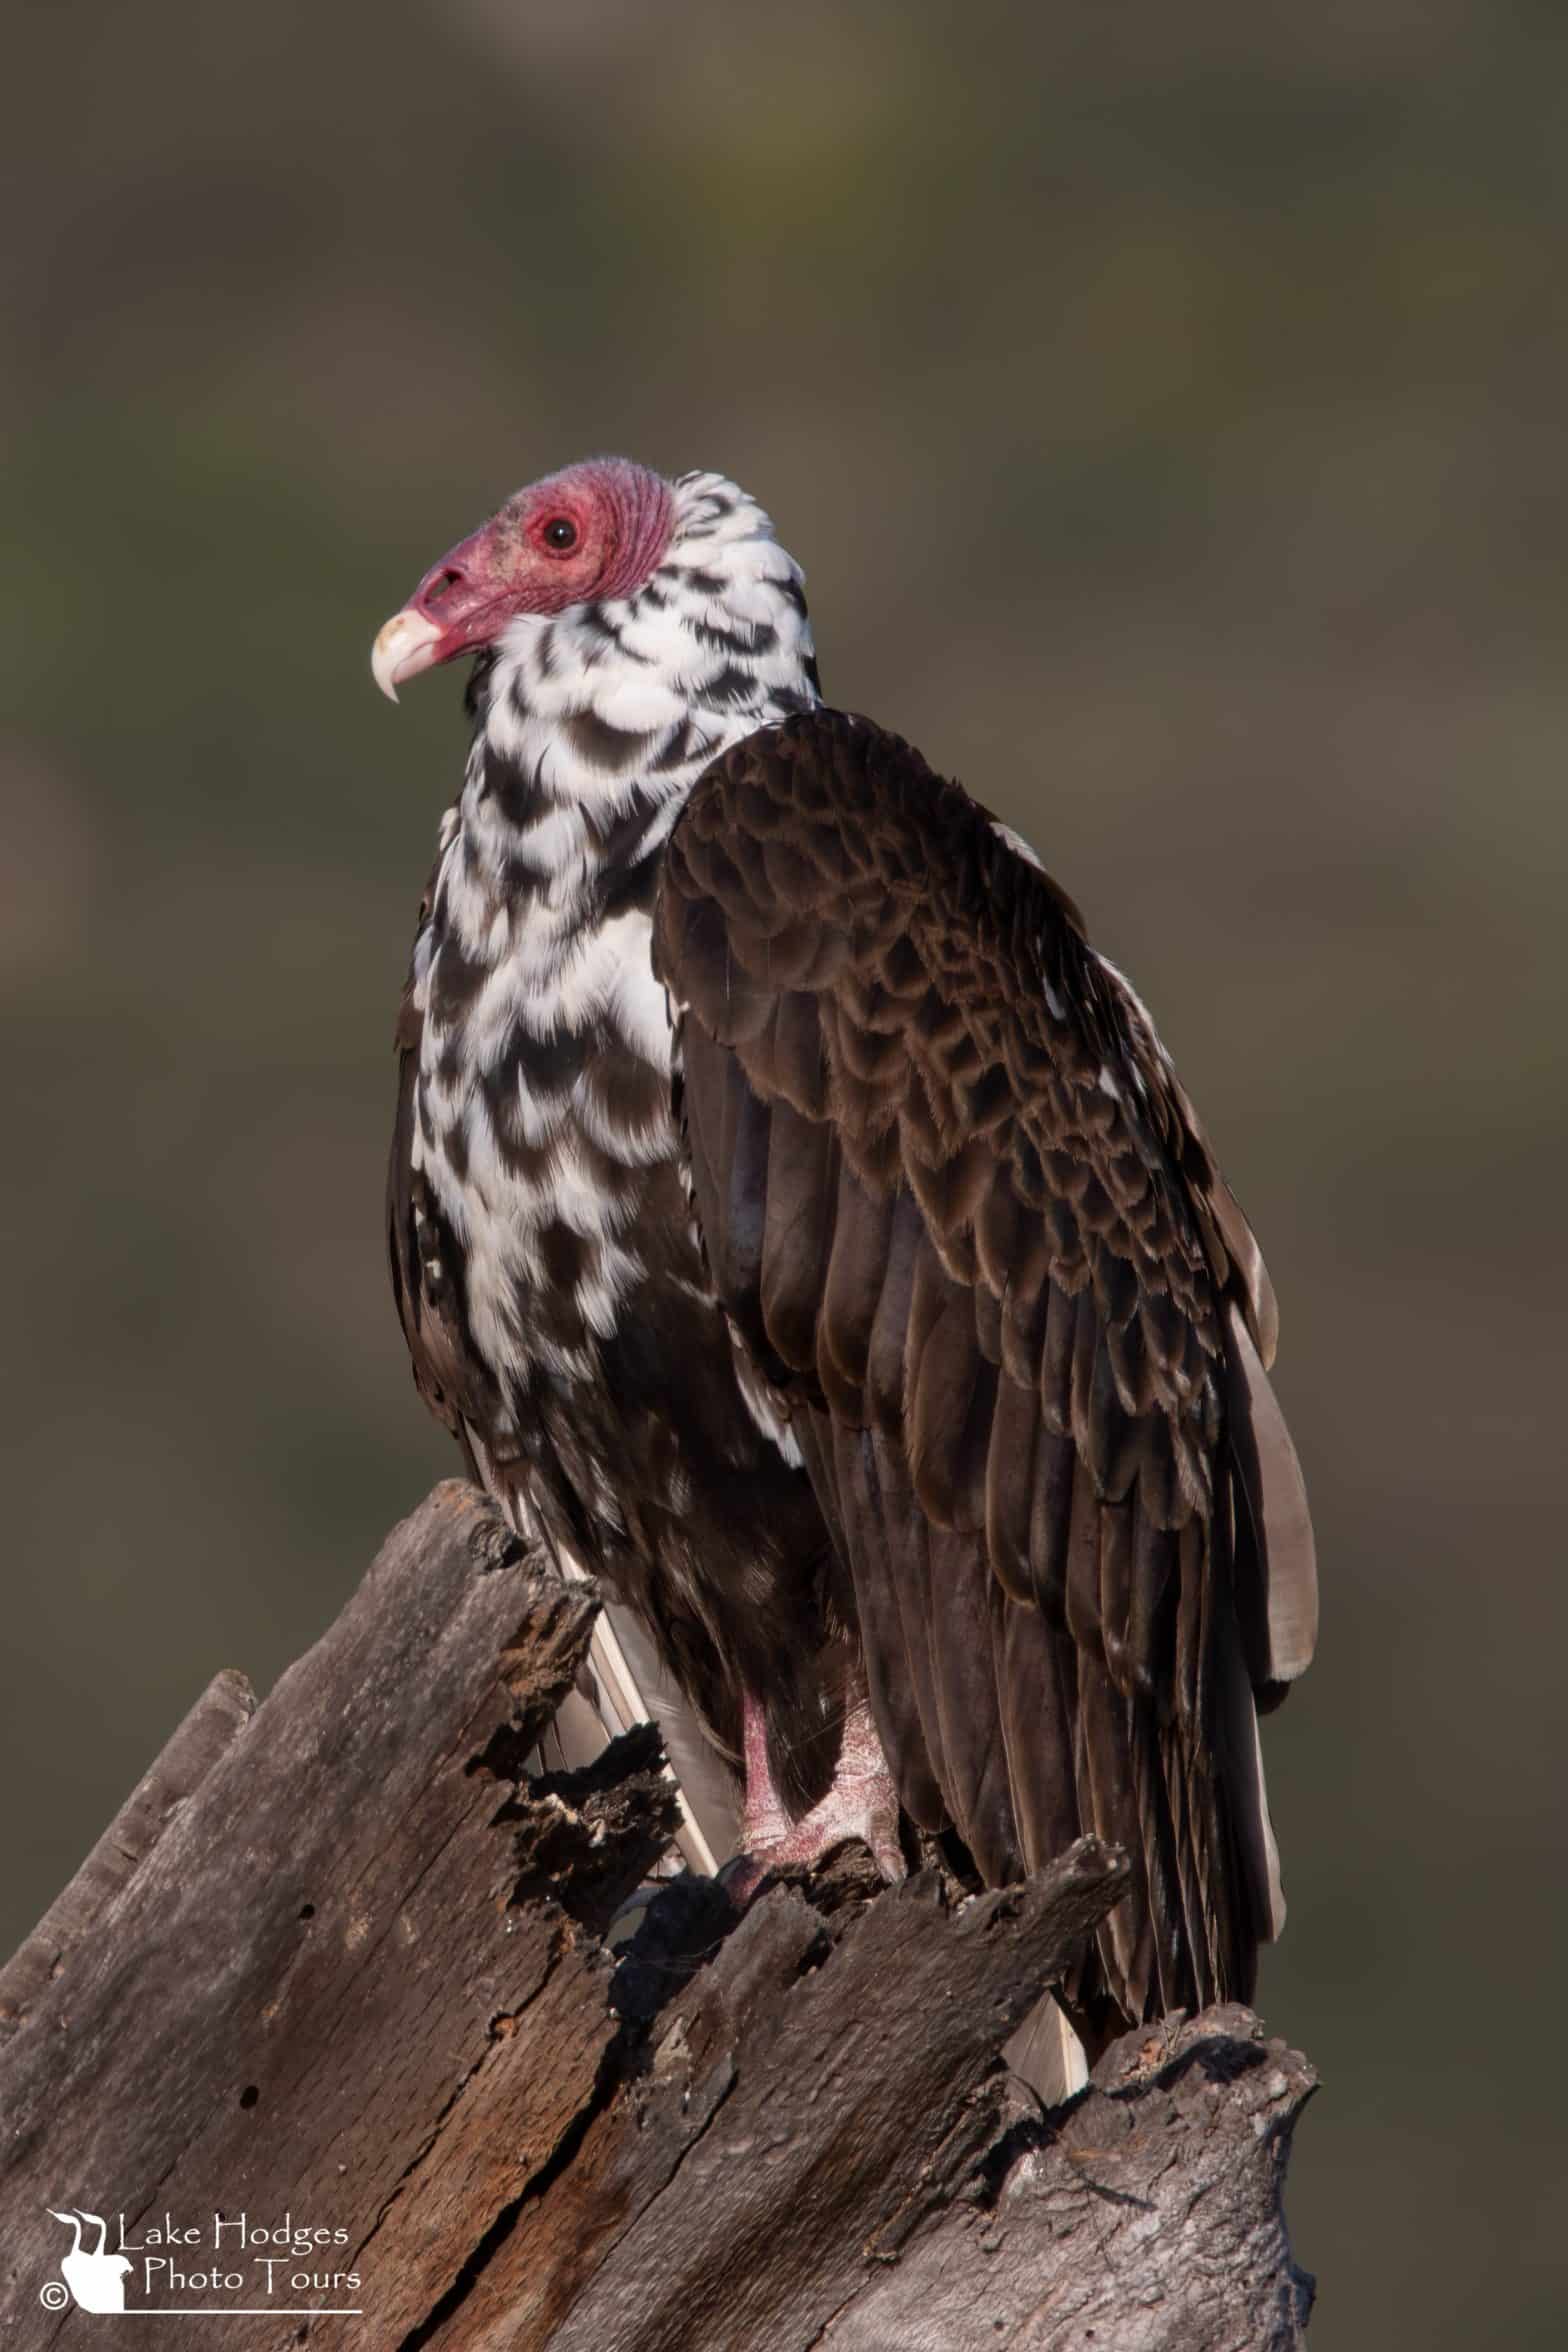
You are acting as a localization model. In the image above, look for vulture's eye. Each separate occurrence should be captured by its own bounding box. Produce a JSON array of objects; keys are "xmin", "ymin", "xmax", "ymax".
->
[{"xmin": 542, "ymin": 516, "xmax": 578, "ymax": 552}]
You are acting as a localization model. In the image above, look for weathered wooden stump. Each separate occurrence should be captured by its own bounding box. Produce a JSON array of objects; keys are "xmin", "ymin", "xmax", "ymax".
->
[{"xmin": 0, "ymin": 1483, "xmax": 1316, "ymax": 2348}]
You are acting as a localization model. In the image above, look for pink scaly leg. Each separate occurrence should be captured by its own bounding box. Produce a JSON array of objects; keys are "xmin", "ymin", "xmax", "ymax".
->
[{"xmin": 724, "ymin": 1691, "xmax": 906, "ymax": 1903}]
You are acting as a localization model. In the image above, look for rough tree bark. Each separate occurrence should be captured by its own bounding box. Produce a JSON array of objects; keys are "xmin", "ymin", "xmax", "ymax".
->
[{"xmin": 0, "ymin": 1483, "xmax": 1316, "ymax": 2350}]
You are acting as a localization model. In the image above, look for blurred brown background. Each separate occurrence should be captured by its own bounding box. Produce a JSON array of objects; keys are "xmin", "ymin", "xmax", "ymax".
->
[{"xmin": 4, "ymin": 3, "xmax": 1564, "ymax": 2340}]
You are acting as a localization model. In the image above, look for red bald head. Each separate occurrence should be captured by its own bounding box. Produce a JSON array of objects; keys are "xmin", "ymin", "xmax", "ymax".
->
[{"xmin": 372, "ymin": 457, "xmax": 676, "ymax": 698}]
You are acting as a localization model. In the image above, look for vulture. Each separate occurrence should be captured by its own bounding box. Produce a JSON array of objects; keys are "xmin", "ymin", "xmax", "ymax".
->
[{"xmin": 374, "ymin": 457, "xmax": 1316, "ymax": 2056}]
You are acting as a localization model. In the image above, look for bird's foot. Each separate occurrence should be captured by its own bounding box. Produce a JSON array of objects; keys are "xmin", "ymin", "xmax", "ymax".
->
[{"xmin": 721, "ymin": 1699, "xmax": 905, "ymax": 1907}]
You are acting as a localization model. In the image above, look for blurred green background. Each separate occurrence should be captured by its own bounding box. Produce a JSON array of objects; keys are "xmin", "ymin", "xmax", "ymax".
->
[{"xmin": 5, "ymin": 3, "xmax": 1564, "ymax": 2340}]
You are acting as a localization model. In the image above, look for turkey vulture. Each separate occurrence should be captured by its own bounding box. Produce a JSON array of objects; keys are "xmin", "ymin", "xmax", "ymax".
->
[{"xmin": 375, "ymin": 457, "xmax": 1316, "ymax": 2046}]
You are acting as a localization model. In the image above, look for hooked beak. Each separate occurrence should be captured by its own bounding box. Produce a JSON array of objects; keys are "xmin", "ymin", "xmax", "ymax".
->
[
  {"xmin": 371, "ymin": 608, "xmax": 445, "ymax": 703},
  {"xmin": 371, "ymin": 510, "xmax": 522, "ymax": 704}
]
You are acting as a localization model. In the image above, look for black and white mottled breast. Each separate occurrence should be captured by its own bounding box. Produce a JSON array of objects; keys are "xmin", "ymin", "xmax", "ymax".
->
[
  {"xmin": 413, "ymin": 833, "xmax": 679, "ymax": 1398},
  {"xmin": 401, "ymin": 469, "xmax": 824, "ymax": 1475}
]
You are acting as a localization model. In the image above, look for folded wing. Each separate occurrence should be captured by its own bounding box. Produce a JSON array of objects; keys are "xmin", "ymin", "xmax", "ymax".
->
[{"xmin": 654, "ymin": 709, "xmax": 1316, "ymax": 2024}]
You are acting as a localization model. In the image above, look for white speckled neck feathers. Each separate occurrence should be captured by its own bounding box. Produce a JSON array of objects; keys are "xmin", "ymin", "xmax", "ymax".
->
[{"xmin": 453, "ymin": 469, "xmax": 816, "ymax": 948}]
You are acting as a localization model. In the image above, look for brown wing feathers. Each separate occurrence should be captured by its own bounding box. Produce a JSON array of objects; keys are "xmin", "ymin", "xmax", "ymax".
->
[
  {"xmin": 387, "ymin": 849, "xmax": 495, "ymax": 1468},
  {"xmin": 656, "ymin": 709, "xmax": 1314, "ymax": 2027}
]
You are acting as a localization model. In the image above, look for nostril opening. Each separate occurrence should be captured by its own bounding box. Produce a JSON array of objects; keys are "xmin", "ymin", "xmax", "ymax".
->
[{"xmin": 423, "ymin": 565, "xmax": 465, "ymax": 610}]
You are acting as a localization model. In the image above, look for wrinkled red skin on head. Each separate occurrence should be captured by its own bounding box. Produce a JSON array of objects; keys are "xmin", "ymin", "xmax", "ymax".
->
[{"xmin": 400, "ymin": 458, "xmax": 677, "ymax": 669}]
